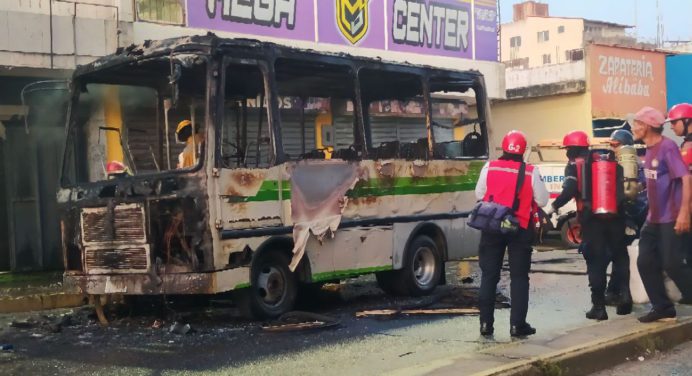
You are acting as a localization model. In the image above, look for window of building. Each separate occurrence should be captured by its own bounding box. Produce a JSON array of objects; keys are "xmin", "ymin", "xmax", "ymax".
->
[
  {"xmin": 510, "ymin": 36, "xmax": 522, "ymax": 48},
  {"xmin": 558, "ymin": 25, "xmax": 565, "ymax": 33},
  {"xmin": 537, "ymin": 30, "xmax": 549, "ymax": 43},
  {"xmin": 565, "ymin": 49, "xmax": 584, "ymax": 62},
  {"xmin": 136, "ymin": 0, "xmax": 185, "ymax": 25},
  {"xmin": 542, "ymin": 54, "xmax": 551, "ymax": 65}
]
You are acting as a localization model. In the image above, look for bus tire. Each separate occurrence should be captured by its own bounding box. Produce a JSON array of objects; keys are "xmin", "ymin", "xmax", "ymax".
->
[
  {"xmin": 395, "ymin": 235, "xmax": 443, "ymax": 297},
  {"xmin": 238, "ymin": 250, "xmax": 298, "ymax": 319}
]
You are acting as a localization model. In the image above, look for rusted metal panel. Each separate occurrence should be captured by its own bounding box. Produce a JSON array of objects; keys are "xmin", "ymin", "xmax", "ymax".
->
[
  {"xmin": 81, "ymin": 203, "xmax": 146, "ymax": 245},
  {"xmin": 64, "ymin": 267, "xmax": 249, "ymax": 295},
  {"xmin": 84, "ymin": 244, "xmax": 150, "ymax": 274}
]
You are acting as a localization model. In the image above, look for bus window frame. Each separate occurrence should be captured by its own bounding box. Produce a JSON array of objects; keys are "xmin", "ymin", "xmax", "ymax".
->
[
  {"xmin": 217, "ymin": 56, "xmax": 283, "ymax": 169},
  {"xmin": 273, "ymin": 57, "xmax": 365, "ymax": 162},
  {"xmin": 60, "ymin": 55, "xmax": 212, "ymax": 189},
  {"xmin": 356, "ymin": 64, "xmax": 432, "ymax": 159}
]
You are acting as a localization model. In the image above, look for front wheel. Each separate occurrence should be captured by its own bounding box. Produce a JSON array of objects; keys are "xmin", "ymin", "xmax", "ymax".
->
[
  {"xmin": 393, "ymin": 235, "xmax": 443, "ymax": 296},
  {"xmin": 237, "ymin": 251, "xmax": 297, "ymax": 319}
]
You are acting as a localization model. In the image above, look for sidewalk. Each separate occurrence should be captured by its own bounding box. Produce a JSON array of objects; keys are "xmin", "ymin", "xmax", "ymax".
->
[{"xmin": 0, "ymin": 272, "xmax": 85, "ymax": 313}]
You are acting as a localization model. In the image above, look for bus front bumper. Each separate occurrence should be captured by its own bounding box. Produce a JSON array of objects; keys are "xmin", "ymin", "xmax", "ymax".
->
[{"xmin": 64, "ymin": 268, "xmax": 250, "ymax": 295}]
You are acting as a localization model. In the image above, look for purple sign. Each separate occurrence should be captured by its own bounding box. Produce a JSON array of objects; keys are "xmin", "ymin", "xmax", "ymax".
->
[
  {"xmin": 188, "ymin": 0, "xmax": 315, "ymax": 41},
  {"xmin": 185, "ymin": 0, "xmax": 498, "ymax": 62},
  {"xmin": 388, "ymin": 0, "xmax": 473, "ymax": 59},
  {"xmin": 474, "ymin": 1, "xmax": 498, "ymax": 61},
  {"xmin": 317, "ymin": 0, "xmax": 385, "ymax": 49}
]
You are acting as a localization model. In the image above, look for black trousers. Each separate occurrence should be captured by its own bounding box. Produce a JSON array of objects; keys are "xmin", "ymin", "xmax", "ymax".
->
[
  {"xmin": 581, "ymin": 216, "xmax": 630, "ymax": 306},
  {"xmin": 637, "ymin": 223, "xmax": 692, "ymax": 311},
  {"xmin": 478, "ymin": 228, "xmax": 533, "ymax": 326}
]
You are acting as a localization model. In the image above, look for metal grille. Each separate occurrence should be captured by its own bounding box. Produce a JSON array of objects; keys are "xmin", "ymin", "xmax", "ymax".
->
[
  {"xmin": 85, "ymin": 246, "xmax": 150, "ymax": 274},
  {"xmin": 81, "ymin": 204, "xmax": 146, "ymax": 245}
]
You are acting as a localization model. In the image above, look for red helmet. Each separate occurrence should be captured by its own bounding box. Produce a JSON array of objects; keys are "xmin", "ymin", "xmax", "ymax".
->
[
  {"xmin": 502, "ymin": 130, "xmax": 527, "ymax": 155},
  {"xmin": 106, "ymin": 161, "xmax": 128, "ymax": 175},
  {"xmin": 562, "ymin": 131, "xmax": 589, "ymax": 148},
  {"xmin": 666, "ymin": 103, "xmax": 692, "ymax": 123}
]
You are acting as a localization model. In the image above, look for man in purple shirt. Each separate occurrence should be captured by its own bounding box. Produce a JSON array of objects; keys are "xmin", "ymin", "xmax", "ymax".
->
[{"xmin": 631, "ymin": 106, "xmax": 692, "ymax": 323}]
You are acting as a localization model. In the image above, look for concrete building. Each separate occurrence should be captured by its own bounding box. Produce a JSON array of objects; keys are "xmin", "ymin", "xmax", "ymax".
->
[
  {"xmin": 501, "ymin": 1, "xmax": 636, "ymax": 69},
  {"xmin": 491, "ymin": 1, "xmax": 668, "ymax": 159},
  {"xmin": 0, "ymin": 0, "xmax": 504, "ymax": 271}
]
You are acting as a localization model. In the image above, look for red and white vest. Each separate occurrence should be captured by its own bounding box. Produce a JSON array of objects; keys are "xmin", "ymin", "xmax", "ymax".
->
[{"xmin": 483, "ymin": 160, "xmax": 535, "ymax": 229}]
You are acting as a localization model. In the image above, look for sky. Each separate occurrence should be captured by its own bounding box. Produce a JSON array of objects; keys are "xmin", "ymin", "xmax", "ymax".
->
[{"xmin": 498, "ymin": 0, "xmax": 692, "ymax": 43}]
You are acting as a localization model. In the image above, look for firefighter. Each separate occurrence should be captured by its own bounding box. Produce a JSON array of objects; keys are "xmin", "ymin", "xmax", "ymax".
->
[
  {"xmin": 631, "ymin": 106, "xmax": 692, "ymax": 323},
  {"xmin": 547, "ymin": 130, "xmax": 632, "ymax": 320},
  {"xmin": 474, "ymin": 130, "xmax": 549, "ymax": 337},
  {"xmin": 176, "ymin": 120, "xmax": 204, "ymax": 169},
  {"xmin": 666, "ymin": 103, "xmax": 692, "ymax": 264},
  {"xmin": 667, "ymin": 103, "xmax": 692, "ymax": 169},
  {"xmin": 605, "ymin": 129, "xmax": 647, "ymax": 305}
]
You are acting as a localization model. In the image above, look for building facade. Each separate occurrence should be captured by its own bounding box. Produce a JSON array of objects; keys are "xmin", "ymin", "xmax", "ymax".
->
[{"xmin": 490, "ymin": 1, "xmax": 668, "ymax": 160}]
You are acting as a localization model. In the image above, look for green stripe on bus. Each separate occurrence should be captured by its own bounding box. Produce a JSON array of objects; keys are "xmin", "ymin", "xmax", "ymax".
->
[
  {"xmin": 229, "ymin": 161, "xmax": 484, "ymax": 203},
  {"xmin": 311, "ymin": 265, "xmax": 394, "ymax": 282}
]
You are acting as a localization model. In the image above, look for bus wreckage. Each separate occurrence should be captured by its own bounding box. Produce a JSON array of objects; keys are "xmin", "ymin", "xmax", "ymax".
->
[{"xmin": 59, "ymin": 34, "xmax": 491, "ymax": 318}]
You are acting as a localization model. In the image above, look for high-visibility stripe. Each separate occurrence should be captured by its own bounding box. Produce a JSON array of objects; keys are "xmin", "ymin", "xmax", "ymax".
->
[{"xmin": 487, "ymin": 166, "xmax": 533, "ymax": 176}]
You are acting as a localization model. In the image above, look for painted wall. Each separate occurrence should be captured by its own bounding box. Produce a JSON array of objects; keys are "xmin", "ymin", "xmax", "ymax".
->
[
  {"xmin": 588, "ymin": 44, "xmax": 667, "ymax": 119},
  {"xmin": 666, "ymin": 54, "xmax": 692, "ymax": 108},
  {"xmin": 489, "ymin": 92, "xmax": 592, "ymax": 159},
  {"xmin": 501, "ymin": 17, "xmax": 584, "ymax": 68}
]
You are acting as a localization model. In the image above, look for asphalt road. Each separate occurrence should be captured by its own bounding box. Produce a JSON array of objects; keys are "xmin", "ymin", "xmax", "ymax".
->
[
  {"xmin": 592, "ymin": 340, "xmax": 692, "ymax": 376},
  {"xmin": 0, "ymin": 246, "xmax": 610, "ymax": 376}
]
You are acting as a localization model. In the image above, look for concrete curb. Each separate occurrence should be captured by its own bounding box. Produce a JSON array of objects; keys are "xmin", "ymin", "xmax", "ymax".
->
[
  {"xmin": 479, "ymin": 318, "xmax": 692, "ymax": 376},
  {"xmin": 0, "ymin": 293, "xmax": 87, "ymax": 314}
]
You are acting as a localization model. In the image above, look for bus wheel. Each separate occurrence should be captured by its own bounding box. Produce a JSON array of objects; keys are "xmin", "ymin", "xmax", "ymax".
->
[
  {"xmin": 239, "ymin": 251, "xmax": 297, "ymax": 319},
  {"xmin": 396, "ymin": 235, "xmax": 443, "ymax": 296}
]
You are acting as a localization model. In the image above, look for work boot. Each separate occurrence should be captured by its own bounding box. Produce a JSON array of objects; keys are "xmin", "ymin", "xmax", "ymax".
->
[
  {"xmin": 638, "ymin": 307, "xmax": 676, "ymax": 323},
  {"xmin": 480, "ymin": 322, "xmax": 494, "ymax": 337},
  {"xmin": 585, "ymin": 305, "xmax": 608, "ymax": 320},
  {"xmin": 616, "ymin": 300, "xmax": 633, "ymax": 315},
  {"xmin": 604, "ymin": 291, "xmax": 620, "ymax": 306},
  {"xmin": 510, "ymin": 323, "xmax": 536, "ymax": 337}
]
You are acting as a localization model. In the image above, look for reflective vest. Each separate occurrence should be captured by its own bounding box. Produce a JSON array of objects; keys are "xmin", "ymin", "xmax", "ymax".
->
[{"xmin": 483, "ymin": 160, "xmax": 535, "ymax": 229}]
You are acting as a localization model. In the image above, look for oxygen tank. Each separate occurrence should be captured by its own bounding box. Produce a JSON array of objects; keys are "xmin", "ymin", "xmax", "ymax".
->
[
  {"xmin": 591, "ymin": 153, "xmax": 618, "ymax": 216},
  {"xmin": 615, "ymin": 145, "xmax": 640, "ymax": 200}
]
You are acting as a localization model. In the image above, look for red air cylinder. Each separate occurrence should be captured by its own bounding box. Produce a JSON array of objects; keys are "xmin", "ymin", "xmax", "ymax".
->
[{"xmin": 591, "ymin": 154, "xmax": 618, "ymax": 215}]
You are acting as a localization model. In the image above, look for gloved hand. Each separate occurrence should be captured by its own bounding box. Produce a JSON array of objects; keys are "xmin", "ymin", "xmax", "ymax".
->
[{"xmin": 545, "ymin": 207, "xmax": 557, "ymax": 217}]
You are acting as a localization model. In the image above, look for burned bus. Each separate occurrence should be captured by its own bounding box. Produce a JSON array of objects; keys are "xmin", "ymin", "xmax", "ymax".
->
[{"xmin": 60, "ymin": 35, "xmax": 490, "ymax": 318}]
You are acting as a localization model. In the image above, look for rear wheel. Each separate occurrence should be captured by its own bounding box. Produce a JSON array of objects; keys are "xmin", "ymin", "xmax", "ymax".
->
[
  {"xmin": 560, "ymin": 217, "xmax": 582, "ymax": 249},
  {"xmin": 237, "ymin": 251, "xmax": 297, "ymax": 319},
  {"xmin": 391, "ymin": 235, "xmax": 443, "ymax": 296}
]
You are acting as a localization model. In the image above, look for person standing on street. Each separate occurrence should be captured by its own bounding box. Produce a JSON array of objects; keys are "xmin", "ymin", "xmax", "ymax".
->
[
  {"xmin": 666, "ymin": 103, "xmax": 692, "ymax": 263},
  {"xmin": 548, "ymin": 130, "xmax": 632, "ymax": 320},
  {"xmin": 475, "ymin": 130, "xmax": 549, "ymax": 338},
  {"xmin": 631, "ymin": 106, "xmax": 692, "ymax": 323}
]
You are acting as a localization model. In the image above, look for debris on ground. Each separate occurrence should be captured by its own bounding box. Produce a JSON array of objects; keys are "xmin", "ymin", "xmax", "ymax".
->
[
  {"xmin": 169, "ymin": 322, "xmax": 192, "ymax": 335},
  {"xmin": 151, "ymin": 319, "xmax": 163, "ymax": 329},
  {"xmin": 10, "ymin": 320, "xmax": 36, "ymax": 329},
  {"xmin": 355, "ymin": 308, "xmax": 480, "ymax": 318},
  {"xmin": 260, "ymin": 311, "xmax": 340, "ymax": 333}
]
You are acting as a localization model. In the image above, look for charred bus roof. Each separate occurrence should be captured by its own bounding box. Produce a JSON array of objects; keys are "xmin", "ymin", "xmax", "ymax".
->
[{"xmin": 72, "ymin": 34, "xmax": 485, "ymax": 86}]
